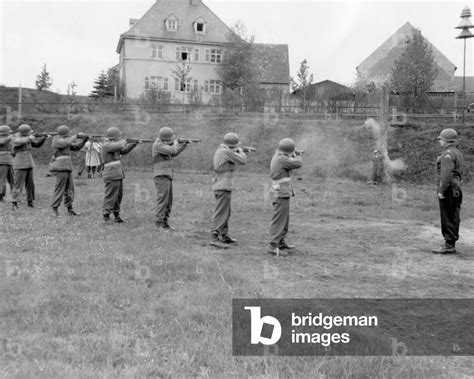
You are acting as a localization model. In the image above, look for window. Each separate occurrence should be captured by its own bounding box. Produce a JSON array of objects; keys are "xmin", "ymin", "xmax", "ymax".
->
[
  {"xmin": 176, "ymin": 46, "xmax": 194, "ymax": 61},
  {"xmin": 145, "ymin": 76, "xmax": 169, "ymax": 91},
  {"xmin": 195, "ymin": 22, "xmax": 205, "ymax": 33},
  {"xmin": 166, "ymin": 19, "xmax": 177, "ymax": 31},
  {"xmin": 193, "ymin": 80, "xmax": 198, "ymax": 92},
  {"xmin": 194, "ymin": 48, "xmax": 199, "ymax": 62},
  {"xmin": 205, "ymin": 48, "xmax": 223, "ymax": 63},
  {"xmin": 151, "ymin": 45, "xmax": 163, "ymax": 59},
  {"xmin": 204, "ymin": 79, "xmax": 222, "ymax": 94},
  {"xmin": 174, "ymin": 77, "xmax": 192, "ymax": 92}
]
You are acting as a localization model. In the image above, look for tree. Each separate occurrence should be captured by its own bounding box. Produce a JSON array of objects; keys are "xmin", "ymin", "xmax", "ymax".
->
[
  {"xmin": 390, "ymin": 29, "xmax": 438, "ymax": 108},
  {"xmin": 35, "ymin": 64, "xmax": 53, "ymax": 91},
  {"xmin": 218, "ymin": 21, "xmax": 260, "ymax": 108},
  {"xmin": 291, "ymin": 59, "xmax": 314, "ymax": 110},
  {"xmin": 89, "ymin": 70, "xmax": 114, "ymax": 99}
]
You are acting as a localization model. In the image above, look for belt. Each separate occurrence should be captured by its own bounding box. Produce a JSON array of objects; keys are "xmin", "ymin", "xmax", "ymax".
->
[
  {"xmin": 272, "ymin": 177, "xmax": 291, "ymax": 185},
  {"xmin": 104, "ymin": 160, "xmax": 121, "ymax": 168}
]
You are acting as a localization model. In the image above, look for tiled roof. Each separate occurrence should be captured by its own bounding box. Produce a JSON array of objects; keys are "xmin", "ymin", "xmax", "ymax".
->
[
  {"xmin": 251, "ymin": 44, "xmax": 290, "ymax": 85},
  {"xmin": 117, "ymin": 0, "xmax": 232, "ymax": 51}
]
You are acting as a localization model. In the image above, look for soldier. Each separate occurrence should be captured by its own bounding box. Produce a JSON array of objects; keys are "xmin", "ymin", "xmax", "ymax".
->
[
  {"xmin": 49, "ymin": 125, "xmax": 88, "ymax": 217},
  {"xmin": 371, "ymin": 149, "xmax": 385, "ymax": 184},
  {"xmin": 152, "ymin": 127, "xmax": 188, "ymax": 230},
  {"xmin": 210, "ymin": 133, "xmax": 247, "ymax": 247},
  {"xmin": 269, "ymin": 138, "xmax": 303, "ymax": 257},
  {"xmin": 432, "ymin": 128, "xmax": 464, "ymax": 254},
  {"xmin": 101, "ymin": 127, "xmax": 139, "ymax": 223},
  {"xmin": 11, "ymin": 124, "xmax": 48, "ymax": 209},
  {"xmin": 0, "ymin": 125, "xmax": 14, "ymax": 202}
]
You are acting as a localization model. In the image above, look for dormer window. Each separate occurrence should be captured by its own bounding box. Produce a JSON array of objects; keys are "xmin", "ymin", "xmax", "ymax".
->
[
  {"xmin": 194, "ymin": 17, "xmax": 207, "ymax": 34},
  {"xmin": 165, "ymin": 14, "xmax": 178, "ymax": 32}
]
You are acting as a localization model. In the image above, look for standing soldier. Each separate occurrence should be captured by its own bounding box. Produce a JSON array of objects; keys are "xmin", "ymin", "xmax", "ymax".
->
[
  {"xmin": 101, "ymin": 127, "xmax": 139, "ymax": 223},
  {"xmin": 371, "ymin": 149, "xmax": 385, "ymax": 184},
  {"xmin": 269, "ymin": 138, "xmax": 303, "ymax": 256},
  {"xmin": 152, "ymin": 127, "xmax": 188, "ymax": 230},
  {"xmin": 11, "ymin": 124, "xmax": 48, "ymax": 209},
  {"xmin": 210, "ymin": 133, "xmax": 248, "ymax": 247},
  {"xmin": 0, "ymin": 125, "xmax": 14, "ymax": 202},
  {"xmin": 49, "ymin": 125, "xmax": 88, "ymax": 217},
  {"xmin": 432, "ymin": 128, "xmax": 464, "ymax": 254}
]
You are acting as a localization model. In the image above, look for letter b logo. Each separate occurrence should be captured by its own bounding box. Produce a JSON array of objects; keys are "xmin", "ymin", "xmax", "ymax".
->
[{"xmin": 244, "ymin": 306, "xmax": 282, "ymax": 345}]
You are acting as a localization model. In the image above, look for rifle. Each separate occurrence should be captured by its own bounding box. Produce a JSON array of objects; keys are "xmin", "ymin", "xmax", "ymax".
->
[
  {"xmin": 77, "ymin": 134, "xmax": 105, "ymax": 139},
  {"xmin": 126, "ymin": 138, "xmax": 154, "ymax": 143},
  {"xmin": 178, "ymin": 138, "xmax": 201, "ymax": 144},
  {"xmin": 242, "ymin": 146, "xmax": 257, "ymax": 153},
  {"xmin": 33, "ymin": 132, "xmax": 58, "ymax": 137},
  {"xmin": 295, "ymin": 149, "xmax": 305, "ymax": 156}
]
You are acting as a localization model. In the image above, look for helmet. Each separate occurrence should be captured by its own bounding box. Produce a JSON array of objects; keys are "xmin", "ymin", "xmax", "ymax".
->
[
  {"xmin": 57, "ymin": 125, "xmax": 70, "ymax": 136},
  {"xmin": 438, "ymin": 128, "xmax": 458, "ymax": 142},
  {"xmin": 278, "ymin": 138, "xmax": 295, "ymax": 154},
  {"xmin": 159, "ymin": 127, "xmax": 175, "ymax": 141},
  {"xmin": 18, "ymin": 124, "xmax": 33, "ymax": 136},
  {"xmin": 223, "ymin": 133, "xmax": 239, "ymax": 148},
  {"xmin": 106, "ymin": 127, "xmax": 122, "ymax": 139},
  {"xmin": 0, "ymin": 125, "xmax": 12, "ymax": 135}
]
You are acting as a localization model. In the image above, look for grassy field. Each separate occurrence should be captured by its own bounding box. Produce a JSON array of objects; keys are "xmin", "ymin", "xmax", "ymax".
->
[{"xmin": 1, "ymin": 164, "xmax": 473, "ymax": 378}]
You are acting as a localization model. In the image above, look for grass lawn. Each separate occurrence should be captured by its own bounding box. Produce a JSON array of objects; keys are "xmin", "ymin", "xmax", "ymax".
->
[{"xmin": 1, "ymin": 166, "xmax": 473, "ymax": 378}]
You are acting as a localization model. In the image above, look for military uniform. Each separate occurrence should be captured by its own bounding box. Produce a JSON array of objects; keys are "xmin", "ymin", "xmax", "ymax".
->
[
  {"xmin": 211, "ymin": 143, "xmax": 247, "ymax": 241},
  {"xmin": 269, "ymin": 144, "xmax": 302, "ymax": 253},
  {"xmin": 50, "ymin": 133, "xmax": 87, "ymax": 214},
  {"xmin": 11, "ymin": 132, "xmax": 47, "ymax": 207},
  {"xmin": 101, "ymin": 138, "xmax": 138, "ymax": 222},
  {"xmin": 0, "ymin": 133, "xmax": 13, "ymax": 201},
  {"xmin": 435, "ymin": 143, "xmax": 464, "ymax": 250},
  {"xmin": 371, "ymin": 150, "xmax": 384, "ymax": 184},
  {"xmin": 152, "ymin": 138, "xmax": 187, "ymax": 229}
]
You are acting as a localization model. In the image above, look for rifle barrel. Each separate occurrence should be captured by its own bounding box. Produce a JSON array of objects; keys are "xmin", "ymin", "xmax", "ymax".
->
[{"xmin": 178, "ymin": 138, "xmax": 201, "ymax": 143}]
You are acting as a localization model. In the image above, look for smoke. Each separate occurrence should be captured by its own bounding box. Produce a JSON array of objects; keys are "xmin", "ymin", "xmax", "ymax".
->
[{"xmin": 363, "ymin": 118, "xmax": 407, "ymax": 179}]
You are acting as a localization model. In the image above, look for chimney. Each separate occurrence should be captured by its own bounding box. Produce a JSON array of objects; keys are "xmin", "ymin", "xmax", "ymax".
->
[
  {"xmin": 129, "ymin": 18, "xmax": 138, "ymax": 27},
  {"xmin": 190, "ymin": 0, "xmax": 201, "ymax": 5}
]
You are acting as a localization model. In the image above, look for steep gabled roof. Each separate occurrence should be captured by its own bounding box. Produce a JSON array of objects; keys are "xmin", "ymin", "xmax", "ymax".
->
[
  {"xmin": 251, "ymin": 44, "xmax": 290, "ymax": 85},
  {"xmin": 357, "ymin": 22, "xmax": 457, "ymax": 91},
  {"xmin": 117, "ymin": 0, "xmax": 232, "ymax": 52}
]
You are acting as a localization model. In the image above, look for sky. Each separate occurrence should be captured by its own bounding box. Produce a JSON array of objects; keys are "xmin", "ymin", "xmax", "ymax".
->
[{"xmin": 1, "ymin": 0, "xmax": 473, "ymax": 95}]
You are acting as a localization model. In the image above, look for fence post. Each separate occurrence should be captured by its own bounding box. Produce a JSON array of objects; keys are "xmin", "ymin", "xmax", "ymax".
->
[{"xmin": 379, "ymin": 86, "xmax": 389, "ymax": 150}]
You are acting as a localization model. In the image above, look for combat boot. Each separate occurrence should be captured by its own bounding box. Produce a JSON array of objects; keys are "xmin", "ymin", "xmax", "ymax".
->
[
  {"xmin": 103, "ymin": 213, "xmax": 111, "ymax": 223},
  {"xmin": 432, "ymin": 243, "xmax": 456, "ymax": 254},
  {"xmin": 67, "ymin": 207, "xmax": 80, "ymax": 216},
  {"xmin": 113, "ymin": 212, "xmax": 124, "ymax": 223},
  {"xmin": 279, "ymin": 240, "xmax": 295, "ymax": 250},
  {"xmin": 162, "ymin": 221, "xmax": 175, "ymax": 231},
  {"xmin": 12, "ymin": 202, "xmax": 18, "ymax": 210},
  {"xmin": 220, "ymin": 234, "xmax": 237, "ymax": 244},
  {"xmin": 268, "ymin": 244, "xmax": 287, "ymax": 257},
  {"xmin": 27, "ymin": 201, "xmax": 34, "ymax": 208},
  {"xmin": 209, "ymin": 233, "xmax": 229, "ymax": 249},
  {"xmin": 52, "ymin": 207, "xmax": 59, "ymax": 217}
]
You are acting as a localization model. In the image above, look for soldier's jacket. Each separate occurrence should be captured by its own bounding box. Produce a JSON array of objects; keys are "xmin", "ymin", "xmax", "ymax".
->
[
  {"xmin": 0, "ymin": 135, "xmax": 13, "ymax": 166},
  {"xmin": 152, "ymin": 139, "xmax": 187, "ymax": 179},
  {"xmin": 436, "ymin": 144, "xmax": 464, "ymax": 194},
  {"xmin": 372, "ymin": 153, "xmax": 384, "ymax": 169},
  {"xmin": 49, "ymin": 135, "xmax": 87, "ymax": 172},
  {"xmin": 101, "ymin": 139, "xmax": 137, "ymax": 181},
  {"xmin": 212, "ymin": 144, "xmax": 247, "ymax": 191},
  {"xmin": 270, "ymin": 151, "xmax": 302, "ymax": 198},
  {"xmin": 11, "ymin": 134, "xmax": 47, "ymax": 169}
]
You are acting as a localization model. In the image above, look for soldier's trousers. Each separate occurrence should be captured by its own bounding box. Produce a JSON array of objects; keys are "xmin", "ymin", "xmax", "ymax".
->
[
  {"xmin": 103, "ymin": 179, "xmax": 123, "ymax": 215},
  {"xmin": 270, "ymin": 197, "xmax": 290, "ymax": 245},
  {"xmin": 154, "ymin": 176, "xmax": 173, "ymax": 224},
  {"xmin": 0, "ymin": 165, "xmax": 14, "ymax": 199},
  {"xmin": 439, "ymin": 187, "xmax": 462, "ymax": 245},
  {"xmin": 212, "ymin": 190, "xmax": 232, "ymax": 236},
  {"xmin": 51, "ymin": 171, "xmax": 74, "ymax": 209},
  {"xmin": 11, "ymin": 168, "xmax": 35, "ymax": 203}
]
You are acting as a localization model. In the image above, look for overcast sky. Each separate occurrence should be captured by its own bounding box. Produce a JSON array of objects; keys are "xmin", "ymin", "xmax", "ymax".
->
[{"xmin": 1, "ymin": 0, "xmax": 473, "ymax": 95}]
